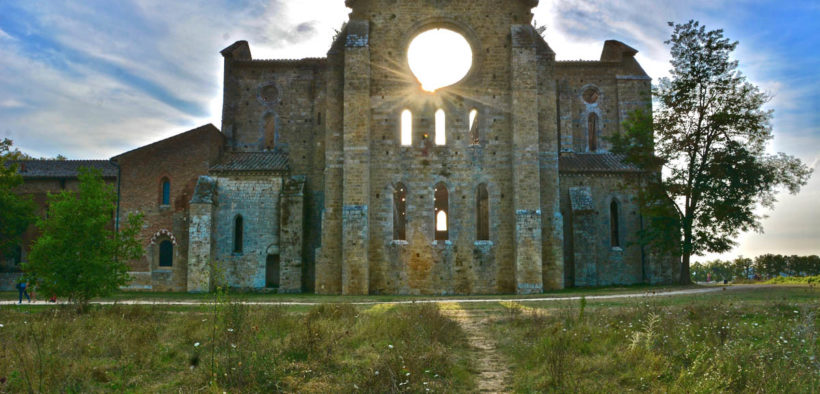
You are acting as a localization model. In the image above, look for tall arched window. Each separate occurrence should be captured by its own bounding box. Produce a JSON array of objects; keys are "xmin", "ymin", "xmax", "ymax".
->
[
  {"xmin": 159, "ymin": 240, "xmax": 173, "ymax": 267},
  {"xmin": 476, "ymin": 184, "xmax": 489, "ymax": 241},
  {"xmin": 160, "ymin": 178, "xmax": 170, "ymax": 206},
  {"xmin": 401, "ymin": 110, "xmax": 413, "ymax": 146},
  {"xmin": 435, "ymin": 109, "xmax": 446, "ymax": 146},
  {"xmin": 393, "ymin": 183, "xmax": 407, "ymax": 241},
  {"xmin": 588, "ymin": 113, "xmax": 599, "ymax": 152},
  {"xmin": 234, "ymin": 215, "xmax": 244, "ymax": 253},
  {"xmin": 264, "ymin": 113, "xmax": 277, "ymax": 150},
  {"xmin": 434, "ymin": 183, "xmax": 449, "ymax": 241},
  {"xmin": 610, "ymin": 200, "xmax": 620, "ymax": 248},
  {"xmin": 469, "ymin": 108, "xmax": 479, "ymax": 145}
]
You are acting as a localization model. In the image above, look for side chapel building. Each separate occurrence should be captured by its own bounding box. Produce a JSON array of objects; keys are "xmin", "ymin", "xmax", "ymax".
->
[{"xmin": 2, "ymin": 0, "xmax": 679, "ymax": 294}]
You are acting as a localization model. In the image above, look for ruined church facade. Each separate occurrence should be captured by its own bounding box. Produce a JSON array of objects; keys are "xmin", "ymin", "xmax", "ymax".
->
[
  {"xmin": 171, "ymin": 0, "xmax": 678, "ymax": 295},
  {"xmin": 3, "ymin": 0, "xmax": 680, "ymax": 294}
]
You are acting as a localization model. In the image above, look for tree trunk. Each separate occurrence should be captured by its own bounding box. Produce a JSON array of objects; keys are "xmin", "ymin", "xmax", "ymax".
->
[
  {"xmin": 680, "ymin": 223, "xmax": 693, "ymax": 285},
  {"xmin": 680, "ymin": 252, "xmax": 692, "ymax": 285}
]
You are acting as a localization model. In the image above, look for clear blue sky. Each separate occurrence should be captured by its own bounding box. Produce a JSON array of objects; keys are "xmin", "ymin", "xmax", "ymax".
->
[{"xmin": 0, "ymin": 0, "xmax": 817, "ymax": 260}]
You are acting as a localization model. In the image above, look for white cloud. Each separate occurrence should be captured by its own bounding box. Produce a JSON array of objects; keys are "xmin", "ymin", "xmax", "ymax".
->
[
  {"xmin": 0, "ymin": 99, "xmax": 25, "ymax": 108},
  {"xmin": 0, "ymin": 27, "xmax": 13, "ymax": 41}
]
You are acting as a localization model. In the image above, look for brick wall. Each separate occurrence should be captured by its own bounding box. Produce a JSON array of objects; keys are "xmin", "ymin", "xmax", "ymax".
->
[{"xmin": 113, "ymin": 125, "xmax": 223, "ymax": 291}]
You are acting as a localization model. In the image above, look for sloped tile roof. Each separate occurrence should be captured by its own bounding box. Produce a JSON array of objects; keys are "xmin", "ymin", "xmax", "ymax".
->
[
  {"xmin": 111, "ymin": 124, "xmax": 222, "ymax": 160},
  {"xmin": 559, "ymin": 153, "xmax": 643, "ymax": 173},
  {"xmin": 7, "ymin": 160, "xmax": 117, "ymax": 179},
  {"xmin": 210, "ymin": 152, "xmax": 289, "ymax": 173}
]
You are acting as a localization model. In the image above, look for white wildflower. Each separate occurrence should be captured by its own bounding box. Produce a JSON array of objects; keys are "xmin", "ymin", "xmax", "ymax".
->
[
  {"xmin": 231, "ymin": 343, "xmax": 237, "ymax": 349},
  {"xmin": 406, "ymin": 372, "xmax": 411, "ymax": 376},
  {"xmin": 375, "ymin": 370, "xmax": 380, "ymax": 376},
  {"xmin": 388, "ymin": 344, "xmax": 394, "ymax": 349},
  {"xmin": 194, "ymin": 342, "xmax": 201, "ymax": 347},
  {"xmin": 227, "ymin": 328, "xmax": 234, "ymax": 332}
]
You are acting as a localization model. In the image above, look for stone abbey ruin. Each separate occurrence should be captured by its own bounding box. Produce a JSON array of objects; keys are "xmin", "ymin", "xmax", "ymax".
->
[{"xmin": 4, "ymin": 0, "xmax": 679, "ymax": 294}]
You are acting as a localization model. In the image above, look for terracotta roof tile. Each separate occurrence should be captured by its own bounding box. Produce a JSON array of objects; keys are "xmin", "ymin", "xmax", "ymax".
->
[
  {"xmin": 559, "ymin": 153, "xmax": 643, "ymax": 173},
  {"xmin": 210, "ymin": 152, "xmax": 289, "ymax": 173},
  {"xmin": 7, "ymin": 160, "xmax": 117, "ymax": 179}
]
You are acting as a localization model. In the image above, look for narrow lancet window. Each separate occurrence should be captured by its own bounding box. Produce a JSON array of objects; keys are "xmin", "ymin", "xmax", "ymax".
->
[
  {"xmin": 393, "ymin": 183, "xmax": 407, "ymax": 241},
  {"xmin": 264, "ymin": 113, "xmax": 277, "ymax": 150},
  {"xmin": 610, "ymin": 200, "xmax": 620, "ymax": 248},
  {"xmin": 476, "ymin": 184, "xmax": 489, "ymax": 241},
  {"xmin": 435, "ymin": 109, "xmax": 446, "ymax": 146},
  {"xmin": 234, "ymin": 215, "xmax": 244, "ymax": 253},
  {"xmin": 588, "ymin": 113, "xmax": 598, "ymax": 152},
  {"xmin": 434, "ymin": 183, "xmax": 449, "ymax": 240},
  {"xmin": 401, "ymin": 110, "xmax": 413, "ymax": 146},
  {"xmin": 469, "ymin": 108, "xmax": 479, "ymax": 145},
  {"xmin": 160, "ymin": 178, "xmax": 170, "ymax": 206}
]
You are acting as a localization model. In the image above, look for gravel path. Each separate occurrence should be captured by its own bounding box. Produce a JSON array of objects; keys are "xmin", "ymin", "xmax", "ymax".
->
[
  {"xmin": 0, "ymin": 285, "xmax": 745, "ymax": 306},
  {"xmin": 443, "ymin": 307, "xmax": 512, "ymax": 393}
]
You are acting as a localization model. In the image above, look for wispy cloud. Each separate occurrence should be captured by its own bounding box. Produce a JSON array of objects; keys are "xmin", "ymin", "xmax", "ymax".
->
[{"xmin": 0, "ymin": 27, "xmax": 13, "ymax": 41}]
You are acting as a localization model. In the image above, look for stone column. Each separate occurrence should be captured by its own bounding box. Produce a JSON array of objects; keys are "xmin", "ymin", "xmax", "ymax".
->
[
  {"xmin": 558, "ymin": 80, "xmax": 574, "ymax": 154},
  {"xmin": 569, "ymin": 186, "xmax": 597, "ymax": 286},
  {"xmin": 341, "ymin": 20, "xmax": 371, "ymax": 295},
  {"xmin": 187, "ymin": 176, "xmax": 216, "ymax": 292},
  {"xmin": 315, "ymin": 39, "xmax": 346, "ymax": 294},
  {"xmin": 537, "ymin": 44, "xmax": 565, "ymax": 290},
  {"xmin": 279, "ymin": 176, "xmax": 305, "ymax": 293},
  {"xmin": 511, "ymin": 26, "xmax": 544, "ymax": 294}
]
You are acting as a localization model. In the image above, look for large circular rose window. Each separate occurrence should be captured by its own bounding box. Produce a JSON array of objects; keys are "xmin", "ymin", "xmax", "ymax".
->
[{"xmin": 408, "ymin": 28, "xmax": 473, "ymax": 92}]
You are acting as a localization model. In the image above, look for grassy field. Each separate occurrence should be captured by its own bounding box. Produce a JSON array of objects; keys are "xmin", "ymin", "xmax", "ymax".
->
[
  {"xmin": 0, "ymin": 300, "xmax": 474, "ymax": 392},
  {"xmin": 1, "ymin": 286, "xmax": 817, "ymax": 393},
  {"xmin": 488, "ymin": 286, "xmax": 820, "ymax": 393}
]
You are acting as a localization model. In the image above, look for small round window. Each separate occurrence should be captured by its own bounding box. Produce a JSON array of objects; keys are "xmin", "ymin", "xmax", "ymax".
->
[
  {"xmin": 260, "ymin": 85, "xmax": 279, "ymax": 103},
  {"xmin": 582, "ymin": 87, "xmax": 600, "ymax": 104},
  {"xmin": 408, "ymin": 28, "xmax": 472, "ymax": 92}
]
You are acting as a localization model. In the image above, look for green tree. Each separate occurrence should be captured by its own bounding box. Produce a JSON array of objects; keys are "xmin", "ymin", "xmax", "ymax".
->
[
  {"xmin": 25, "ymin": 167, "xmax": 143, "ymax": 308},
  {"xmin": 610, "ymin": 21, "xmax": 812, "ymax": 284},
  {"xmin": 731, "ymin": 256, "xmax": 754, "ymax": 280},
  {"xmin": 0, "ymin": 138, "xmax": 36, "ymax": 257}
]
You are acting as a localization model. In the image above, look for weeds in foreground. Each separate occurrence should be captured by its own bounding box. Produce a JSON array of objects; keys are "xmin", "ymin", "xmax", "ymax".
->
[
  {"xmin": 491, "ymin": 289, "xmax": 820, "ymax": 392},
  {"xmin": 0, "ymin": 302, "xmax": 473, "ymax": 392}
]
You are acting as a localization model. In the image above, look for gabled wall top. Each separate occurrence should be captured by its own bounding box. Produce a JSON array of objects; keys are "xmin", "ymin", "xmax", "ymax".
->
[{"xmin": 344, "ymin": 0, "xmax": 539, "ymax": 19}]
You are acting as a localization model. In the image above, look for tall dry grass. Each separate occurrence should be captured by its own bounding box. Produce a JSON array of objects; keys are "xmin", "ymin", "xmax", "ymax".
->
[
  {"xmin": 0, "ymin": 300, "xmax": 473, "ymax": 393},
  {"xmin": 492, "ymin": 290, "xmax": 820, "ymax": 392}
]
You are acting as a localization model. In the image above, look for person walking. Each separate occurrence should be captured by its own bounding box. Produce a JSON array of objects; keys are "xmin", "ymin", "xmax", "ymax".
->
[{"xmin": 16, "ymin": 280, "xmax": 31, "ymax": 304}]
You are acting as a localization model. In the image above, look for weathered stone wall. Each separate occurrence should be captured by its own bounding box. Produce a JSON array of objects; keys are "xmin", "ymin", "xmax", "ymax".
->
[
  {"xmin": 554, "ymin": 41, "xmax": 651, "ymax": 154},
  {"xmin": 215, "ymin": 0, "xmax": 671, "ymax": 294},
  {"xmin": 280, "ymin": 176, "xmax": 306, "ymax": 293},
  {"xmin": 114, "ymin": 125, "xmax": 223, "ymax": 291},
  {"xmin": 211, "ymin": 174, "xmax": 283, "ymax": 289},
  {"xmin": 315, "ymin": 0, "xmax": 552, "ymax": 295},
  {"xmin": 221, "ymin": 55, "xmax": 327, "ymax": 292},
  {"xmin": 560, "ymin": 173, "xmax": 677, "ymax": 286}
]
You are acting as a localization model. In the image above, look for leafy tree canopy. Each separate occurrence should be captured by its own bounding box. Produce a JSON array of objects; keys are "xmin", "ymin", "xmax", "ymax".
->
[
  {"xmin": 25, "ymin": 167, "xmax": 143, "ymax": 308},
  {"xmin": 0, "ymin": 138, "xmax": 35, "ymax": 255},
  {"xmin": 609, "ymin": 21, "xmax": 813, "ymax": 284}
]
